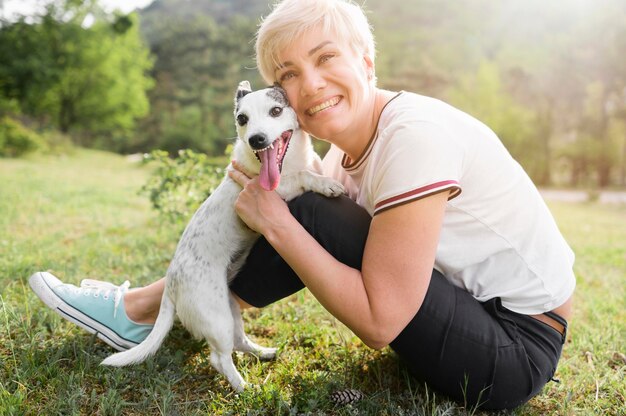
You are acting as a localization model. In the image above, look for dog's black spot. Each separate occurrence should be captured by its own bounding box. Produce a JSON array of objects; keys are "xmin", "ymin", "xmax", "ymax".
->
[{"xmin": 266, "ymin": 85, "xmax": 288, "ymax": 107}]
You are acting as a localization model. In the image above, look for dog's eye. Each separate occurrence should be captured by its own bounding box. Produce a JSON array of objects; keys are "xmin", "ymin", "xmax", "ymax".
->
[
  {"xmin": 236, "ymin": 114, "xmax": 248, "ymax": 126},
  {"xmin": 269, "ymin": 107, "xmax": 283, "ymax": 117}
]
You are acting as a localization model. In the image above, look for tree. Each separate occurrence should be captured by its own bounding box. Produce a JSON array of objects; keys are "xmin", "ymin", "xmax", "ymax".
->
[
  {"xmin": 447, "ymin": 61, "xmax": 539, "ymax": 178},
  {"xmin": 0, "ymin": 1, "xmax": 153, "ymax": 149},
  {"xmin": 135, "ymin": 14, "xmax": 261, "ymax": 154}
]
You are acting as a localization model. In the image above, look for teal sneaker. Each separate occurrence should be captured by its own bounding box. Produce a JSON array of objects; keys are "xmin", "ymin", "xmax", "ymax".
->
[{"xmin": 29, "ymin": 271, "xmax": 154, "ymax": 351}]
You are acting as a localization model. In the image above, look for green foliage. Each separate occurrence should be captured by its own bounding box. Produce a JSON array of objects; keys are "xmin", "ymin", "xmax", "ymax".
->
[
  {"xmin": 368, "ymin": 0, "xmax": 626, "ymax": 188},
  {"xmin": 1, "ymin": 0, "xmax": 625, "ymax": 186},
  {"xmin": 134, "ymin": 14, "xmax": 260, "ymax": 154},
  {"xmin": 140, "ymin": 149, "xmax": 227, "ymax": 224},
  {"xmin": 0, "ymin": 5, "xmax": 153, "ymax": 148},
  {"xmin": 132, "ymin": 0, "xmax": 626, "ymax": 186},
  {"xmin": 0, "ymin": 116, "xmax": 47, "ymax": 157},
  {"xmin": 39, "ymin": 129, "xmax": 75, "ymax": 155},
  {"xmin": 67, "ymin": 14, "xmax": 153, "ymax": 144},
  {"xmin": 447, "ymin": 61, "xmax": 543, "ymax": 179},
  {"xmin": 139, "ymin": 0, "xmax": 267, "ymax": 25},
  {"xmin": 0, "ymin": 96, "xmax": 20, "ymax": 115}
]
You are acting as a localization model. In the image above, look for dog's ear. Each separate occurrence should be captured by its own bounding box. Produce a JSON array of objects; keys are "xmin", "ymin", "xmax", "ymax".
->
[
  {"xmin": 235, "ymin": 81, "xmax": 252, "ymax": 102},
  {"xmin": 265, "ymin": 83, "xmax": 289, "ymax": 108},
  {"xmin": 272, "ymin": 82, "xmax": 287, "ymax": 95},
  {"xmin": 271, "ymin": 83, "xmax": 288, "ymax": 103}
]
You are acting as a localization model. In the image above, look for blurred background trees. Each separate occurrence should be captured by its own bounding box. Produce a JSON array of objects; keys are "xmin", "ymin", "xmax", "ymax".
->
[
  {"xmin": 1, "ymin": 0, "xmax": 625, "ymax": 188},
  {"xmin": 0, "ymin": 0, "xmax": 152, "ymax": 151}
]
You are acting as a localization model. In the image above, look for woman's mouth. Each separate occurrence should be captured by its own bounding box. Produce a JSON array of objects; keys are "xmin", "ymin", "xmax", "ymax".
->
[{"xmin": 306, "ymin": 97, "xmax": 341, "ymax": 116}]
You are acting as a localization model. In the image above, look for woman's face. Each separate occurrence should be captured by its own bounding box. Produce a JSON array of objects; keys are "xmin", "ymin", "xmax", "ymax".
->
[{"xmin": 274, "ymin": 28, "xmax": 374, "ymax": 142}]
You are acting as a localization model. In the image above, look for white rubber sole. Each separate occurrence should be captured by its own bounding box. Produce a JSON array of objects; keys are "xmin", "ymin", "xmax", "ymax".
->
[{"xmin": 29, "ymin": 272, "xmax": 139, "ymax": 352}]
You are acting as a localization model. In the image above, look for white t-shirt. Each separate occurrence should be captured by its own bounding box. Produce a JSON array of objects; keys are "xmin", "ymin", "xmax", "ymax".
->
[{"xmin": 322, "ymin": 91, "xmax": 575, "ymax": 315}]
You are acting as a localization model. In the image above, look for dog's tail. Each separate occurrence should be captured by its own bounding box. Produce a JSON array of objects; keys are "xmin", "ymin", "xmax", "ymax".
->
[{"xmin": 101, "ymin": 290, "xmax": 175, "ymax": 367}]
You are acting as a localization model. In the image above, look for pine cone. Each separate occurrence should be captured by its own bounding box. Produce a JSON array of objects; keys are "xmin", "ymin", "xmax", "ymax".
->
[{"xmin": 329, "ymin": 388, "xmax": 365, "ymax": 405}]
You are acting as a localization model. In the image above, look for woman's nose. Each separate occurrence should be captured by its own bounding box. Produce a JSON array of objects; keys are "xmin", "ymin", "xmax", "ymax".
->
[{"xmin": 300, "ymin": 68, "xmax": 326, "ymax": 97}]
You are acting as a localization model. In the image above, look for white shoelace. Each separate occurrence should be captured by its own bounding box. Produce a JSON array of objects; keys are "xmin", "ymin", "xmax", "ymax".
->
[{"xmin": 80, "ymin": 279, "xmax": 131, "ymax": 319}]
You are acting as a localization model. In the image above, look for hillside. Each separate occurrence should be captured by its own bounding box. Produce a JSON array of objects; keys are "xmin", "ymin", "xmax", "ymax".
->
[{"xmin": 139, "ymin": 0, "xmax": 267, "ymax": 36}]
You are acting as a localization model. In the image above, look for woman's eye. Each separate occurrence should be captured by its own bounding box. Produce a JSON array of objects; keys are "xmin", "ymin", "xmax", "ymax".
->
[
  {"xmin": 270, "ymin": 107, "xmax": 283, "ymax": 117},
  {"xmin": 280, "ymin": 72, "xmax": 295, "ymax": 82},
  {"xmin": 236, "ymin": 114, "xmax": 248, "ymax": 126},
  {"xmin": 319, "ymin": 54, "xmax": 334, "ymax": 64}
]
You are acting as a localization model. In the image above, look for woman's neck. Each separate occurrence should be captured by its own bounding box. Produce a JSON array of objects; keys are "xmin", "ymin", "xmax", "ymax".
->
[{"xmin": 337, "ymin": 88, "xmax": 397, "ymax": 163}]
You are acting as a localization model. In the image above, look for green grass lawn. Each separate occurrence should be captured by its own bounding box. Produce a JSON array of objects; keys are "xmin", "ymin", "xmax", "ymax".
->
[{"xmin": 1, "ymin": 150, "xmax": 624, "ymax": 415}]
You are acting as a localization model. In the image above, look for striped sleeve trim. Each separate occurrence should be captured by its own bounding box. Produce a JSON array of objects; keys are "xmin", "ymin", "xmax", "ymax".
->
[{"xmin": 374, "ymin": 180, "xmax": 461, "ymax": 215}]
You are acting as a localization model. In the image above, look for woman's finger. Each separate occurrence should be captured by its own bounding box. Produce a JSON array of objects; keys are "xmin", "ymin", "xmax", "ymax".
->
[
  {"xmin": 231, "ymin": 160, "xmax": 256, "ymax": 179},
  {"xmin": 228, "ymin": 167, "xmax": 250, "ymax": 187}
]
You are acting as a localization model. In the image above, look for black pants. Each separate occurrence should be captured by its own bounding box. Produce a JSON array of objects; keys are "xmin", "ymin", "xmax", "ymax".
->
[{"xmin": 230, "ymin": 193, "xmax": 567, "ymax": 410}]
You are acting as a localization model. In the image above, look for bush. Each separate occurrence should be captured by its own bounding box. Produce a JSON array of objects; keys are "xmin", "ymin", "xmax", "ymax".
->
[
  {"xmin": 40, "ymin": 129, "xmax": 75, "ymax": 155},
  {"xmin": 140, "ymin": 149, "xmax": 227, "ymax": 224},
  {"xmin": 0, "ymin": 116, "xmax": 47, "ymax": 157}
]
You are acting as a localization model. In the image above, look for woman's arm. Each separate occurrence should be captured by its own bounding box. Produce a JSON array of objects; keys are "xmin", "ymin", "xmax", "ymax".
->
[{"xmin": 229, "ymin": 168, "xmax": 448, "ymax": 349}]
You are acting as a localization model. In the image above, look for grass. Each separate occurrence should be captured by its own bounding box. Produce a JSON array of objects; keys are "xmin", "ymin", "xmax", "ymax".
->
[{"xmin": 1, "ymin": 149, "xmax": 624, "ymax": 415}]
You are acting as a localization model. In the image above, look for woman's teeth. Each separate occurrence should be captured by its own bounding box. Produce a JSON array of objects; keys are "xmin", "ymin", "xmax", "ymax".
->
[{"xmin": 307, "ymin": 97, "xmax": 340, "ymax": 116}]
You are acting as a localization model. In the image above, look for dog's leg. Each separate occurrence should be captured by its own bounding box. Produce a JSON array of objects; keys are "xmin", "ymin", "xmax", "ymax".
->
[
  {"xmin": 206, "ymin": 322, "xmax": 247, "ymax": 392},
  {"xmin": 229, "ymin": 294, "xmax": 277, "ymax": 360},
  {"xmin": 186, "ymin": 291, "xmax": 247, "ymax": 392},
  {"xmin": 278, "ymin": 171, "xmax": 345, "ymax": 201},
  {"xmin": 209, "ymin": 346, "xmax": 246, "ymax": 392}
]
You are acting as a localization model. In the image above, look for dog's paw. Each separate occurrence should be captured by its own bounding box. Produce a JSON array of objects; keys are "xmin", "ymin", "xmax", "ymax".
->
[
  {"xmin": 256, "ymin": 346, "xmax": 278, "ymax": 361},
  {"xmin": 319, "ymin": 179, "xmax": 345, "ymax": 198},
  {"xmin": 232, "ymin": 380, "xmax": 247, "ymax": 393}
]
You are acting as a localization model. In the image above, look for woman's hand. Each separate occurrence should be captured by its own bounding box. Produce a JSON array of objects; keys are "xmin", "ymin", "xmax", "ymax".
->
[{"xmin": 228, "ymin": 160, "xmax": 291, "ymax": 235}]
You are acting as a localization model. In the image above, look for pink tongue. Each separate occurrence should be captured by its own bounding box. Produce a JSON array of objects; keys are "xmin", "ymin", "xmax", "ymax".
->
[{"xmin": 258, "ymin": 145, "xmax": 280, "ymax": 191}]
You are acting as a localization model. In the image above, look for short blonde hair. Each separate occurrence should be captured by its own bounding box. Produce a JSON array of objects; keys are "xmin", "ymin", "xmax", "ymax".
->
[{"xmin": 255, "ymin": 0, "xmax": 376, "ymax": 85}]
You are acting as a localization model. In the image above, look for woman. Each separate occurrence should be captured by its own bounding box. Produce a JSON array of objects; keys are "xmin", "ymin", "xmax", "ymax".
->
[{"xmin": 30, "ymin": 0, "xmax": 575, "ymax": 410}]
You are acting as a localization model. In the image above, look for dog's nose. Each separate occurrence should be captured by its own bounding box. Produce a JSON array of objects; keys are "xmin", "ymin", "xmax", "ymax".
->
[{"xmin": 248, "ymin": 134, "xmax": 269, "ymax": 150}]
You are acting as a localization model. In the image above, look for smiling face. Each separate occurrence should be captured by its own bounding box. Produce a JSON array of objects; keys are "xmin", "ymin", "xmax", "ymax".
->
[
  {"xmin": 274, "ymin": 28, "xmax": 376, "ymax": 147},
  {"xmin": 235, "ymin": 83, "xmax": 298, "ymax": 191}
]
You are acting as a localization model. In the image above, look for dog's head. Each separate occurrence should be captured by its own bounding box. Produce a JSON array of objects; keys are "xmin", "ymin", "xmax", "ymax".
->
[{"xmin": 234, "ymin": 81, "xmax": 298, "ymax": 191}]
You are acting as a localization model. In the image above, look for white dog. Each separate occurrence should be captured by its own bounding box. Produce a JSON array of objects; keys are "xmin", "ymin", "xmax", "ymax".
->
[{"xmin": 101, "ymin": 81, "xmax": 345, "ymax": 391}]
